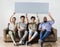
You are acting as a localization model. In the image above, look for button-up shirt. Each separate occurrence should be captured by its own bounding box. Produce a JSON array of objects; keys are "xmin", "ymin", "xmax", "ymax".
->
[{"xmin": 39, "ymin": 21, "xmax": 55, "ymax": 31}]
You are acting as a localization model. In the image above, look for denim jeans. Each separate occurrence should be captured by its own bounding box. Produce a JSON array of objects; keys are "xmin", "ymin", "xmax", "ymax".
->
[
  {"xmin": 40, "ymin": 30, "xmax": 51, "ymax": 42},
  {"xmin": 28, "ymin": 29, "xmax": 38, "ymax": 42}
]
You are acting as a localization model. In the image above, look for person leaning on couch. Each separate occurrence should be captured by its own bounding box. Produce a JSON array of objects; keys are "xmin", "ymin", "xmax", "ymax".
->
[
  {"xmin": 17, "ymin": 15, "xmax": 28, "ymax": 45},
  {"xmin": 8, "ymin": 12, "xmax": 17, "ymax": 45},
  {"xmin": 26, "ymin": 15, "xmax": 40, "ymax": 46},
  {"xmin": 7, "ymin": 13, "xmax": 28, "ymax": 46},
  {"xmin": 38, "ymin": 12, "xmax": 55, "ymax": 47}
]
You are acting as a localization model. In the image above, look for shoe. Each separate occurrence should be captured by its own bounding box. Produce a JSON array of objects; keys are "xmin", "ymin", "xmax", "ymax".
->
[
  {"xmin": 14, "ymin": 43, "xmax": 17, "ymax": 46},
  {"xmin": 26, "ymin": 41, "xmax": 31, "ymax": 46},
  {"xmin": 18, "ymin": 41, "xmax": 24, "ymax": 45},
  {"xmin": 39, "ymin": 39, "xmax": 43, "ymax": 44},
  {"xmin": 41, "ymin": 42, "xmax": 43, "ymax": 47}
]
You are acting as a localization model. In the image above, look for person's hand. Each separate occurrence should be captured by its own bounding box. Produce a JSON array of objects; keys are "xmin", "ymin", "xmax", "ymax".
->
[
  {"xmin": 36, "ymin": 13, "xmax": 39, "ymax": 19},
  {"xmin": 18, "ymin": 28, "xmax": 20, "ymax": 31},
  {"xmin": 13, "ymin": 12, "xmax": 16, "ymax": 15},
  {"xmin": 48, "ymin": 12, "xmax": 54, "ymax": 21},
  {"xmin": 41, "ymin": 29, "xmax": 45, "ymax": 31},
  {"xmin": 25, "ymin": 13, "xmax": 29, "ymax": 24},
  {"xmin": 48, "ymin": 12, "xmax": 52, "ymax": 17},
  {"xmin": 48, "ymin": 12, "xmax": 51, "ymax": 16},
  {"xmin": 37, "ymin": 15, "xmax": 39, "ymax": 18},
  {"xmin": 10, "ymin": 12, "xmax": 16, "ymax": 22},
  {"xmin": 26, "ymin": 14, "xmax": 28, "ymax": 18}
]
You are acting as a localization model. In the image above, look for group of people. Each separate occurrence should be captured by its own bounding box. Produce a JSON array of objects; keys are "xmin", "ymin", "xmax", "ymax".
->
[{"xmin": 8, "ymin": 12, "xmax": 55, "ymax": 47}]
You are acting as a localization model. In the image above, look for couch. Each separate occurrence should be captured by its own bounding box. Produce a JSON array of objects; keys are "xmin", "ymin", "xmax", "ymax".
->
[{"xmin": 3, "ymin": 23, "xmax": 57, "ymax": 43}]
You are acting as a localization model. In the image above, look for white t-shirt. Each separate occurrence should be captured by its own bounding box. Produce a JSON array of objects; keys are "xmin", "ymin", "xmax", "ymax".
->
[
  {"xmin": 17, "ymin": 22, "xmax": 27, "ymax": 31},
  {"xmin": 9, "ymin": 23, "xmax": 17, "ymax": 31}
]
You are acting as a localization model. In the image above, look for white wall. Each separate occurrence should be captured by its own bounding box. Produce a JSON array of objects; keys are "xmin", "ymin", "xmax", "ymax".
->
[{"xmin": 0, "ymin": 0, "xmax": 60, "ymax": 37}]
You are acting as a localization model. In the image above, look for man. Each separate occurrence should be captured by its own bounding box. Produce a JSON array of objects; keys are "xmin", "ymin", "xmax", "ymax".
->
[
  {"xmin": 17, "ymin": 16, "xmax": 28, "ymax": 45},
  {"xmin": 8, "ymin": 12, "xmax": 17, "ymax": 45},
  {"xmin": 38, "ymin": 12, "xmax": 55, "ymax": 47},
  {"xmin": 26, "ymin": 16, "xmax": 40, "ymax": 45}
]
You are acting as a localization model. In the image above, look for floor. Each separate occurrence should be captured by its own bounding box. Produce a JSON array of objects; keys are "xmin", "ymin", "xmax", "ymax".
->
[{"xmin": 0, "ymin": 38, "xmax": 60, "ymax": 47}]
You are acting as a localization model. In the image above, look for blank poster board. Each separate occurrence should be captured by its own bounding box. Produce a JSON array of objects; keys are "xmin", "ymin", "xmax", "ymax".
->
[{"xmin": 15, "ymin": 2, "xmax": 49, "ymax": 14}]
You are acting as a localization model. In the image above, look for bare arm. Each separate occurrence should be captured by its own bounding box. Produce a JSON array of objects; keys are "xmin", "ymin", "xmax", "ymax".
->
[
  {"xmin": 37, "ymin": 15, "xmax": 40, "ymax": 24},
  {"xmin": 25, "ymin": 13, "xmax": 29, "ymax": 24},
  {"xmin": 36, "ymin": 13, "xmax": 40, "ymax": 24},
  {"xmin": 10, "ymin": 12, "xmax": 16, "ymax": 22},
  {"xmin": 48, "ymin": 12, "xmax": 55, "ymax": 21},
  {"xmin": 17, "ymin": 25, "xmax": 20, "ymax": 31}
]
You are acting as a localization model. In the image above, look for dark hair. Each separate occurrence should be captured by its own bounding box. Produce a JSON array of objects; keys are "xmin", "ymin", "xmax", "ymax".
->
[
  {"xmin": 31, "ymin": 16, "xmax": 35, "ymax": 20},
  {"xmin": 20, "ymin": 16, "xmax": 25, "ymax": 19},
  {"xmin": 13, "ymin": 17, "xmax": 16, "ymax": 20}
]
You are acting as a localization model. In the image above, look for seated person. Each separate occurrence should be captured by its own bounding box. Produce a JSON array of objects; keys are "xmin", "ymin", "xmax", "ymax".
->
[
  {"xmin": 38, "ymin": 12, "xmax": 55, "ymax": 47},
  {"xmin": 8, "ymin": 12, "xmax": 17, "ymax": 45},
  {"xmin": 26, "ymin": 16, "xmax": 40, "ymax": 45},
  {"xmin": 17, "ymin": 16, "xmax": 28, "ymax": 45}
]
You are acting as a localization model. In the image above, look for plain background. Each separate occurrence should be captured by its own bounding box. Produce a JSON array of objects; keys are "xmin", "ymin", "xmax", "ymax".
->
[
  {"xmin": 15, "ymin": 2, "xmax": 49, "ymax": 13},
  {"xmin": 0, "ymin": 0, "xmax": 60, "ymax": 38}
]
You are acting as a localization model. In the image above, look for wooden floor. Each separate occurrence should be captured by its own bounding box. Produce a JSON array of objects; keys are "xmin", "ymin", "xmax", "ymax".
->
[{"xmin": 0, "ymin": 38, "xmax": 60, "ymax": 47}]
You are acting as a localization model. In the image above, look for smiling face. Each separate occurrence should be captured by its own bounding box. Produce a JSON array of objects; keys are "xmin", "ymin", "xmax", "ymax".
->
[
  {"xmin": 12, "ymin": 17, "xmax": 16, "ymax": 23},
  {"xmin": 20, "ymin": 16, "xmax": 25, "ymax": 23},
  {"xmin": 31, "ymin": 18, "xmax": 35, "ymax": 22},
  {"xmin": 43, "ymin": 16, "xmax": 47, "ymax": 22},
  {"xmin": 31, "ymin": 16, "xmax": 35, "ymax": 23},
  {"xmin": 21, "ymin": 17, "xmax": 25, "ymax": 22}
]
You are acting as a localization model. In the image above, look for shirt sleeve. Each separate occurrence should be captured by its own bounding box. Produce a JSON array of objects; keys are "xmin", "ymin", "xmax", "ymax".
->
[
  {"xmin": 49, "ymin": 21, "xmax": 55, "ymax": 25},
  {"xmin": 28, "ymin": 24, "xmax": 31, "ymax": 29},
  {"xmin": 38, "ymin": 23, "xmax": 42, "ymax": 30}
]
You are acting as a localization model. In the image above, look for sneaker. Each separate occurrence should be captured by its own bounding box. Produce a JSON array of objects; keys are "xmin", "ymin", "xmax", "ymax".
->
[
  {"xmin": 14, "ymin": 43, "xmax": 17, "ymax": 46},
  {"xmin": 26, "ymin": 41, "xmax": 31, "ymax": 46},
  {"xmin": 18, "ymin": 41, "xmax": 24, "ymax": 45}
]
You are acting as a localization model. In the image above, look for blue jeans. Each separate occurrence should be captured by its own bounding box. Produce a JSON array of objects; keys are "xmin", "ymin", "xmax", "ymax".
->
[
  {"xmin": 29, "ymin": 29, "xmax": 38, "ymax": 40},
  {"xmin": 40, "ymin": 30, "xmax": 51, "ymax": 42}
]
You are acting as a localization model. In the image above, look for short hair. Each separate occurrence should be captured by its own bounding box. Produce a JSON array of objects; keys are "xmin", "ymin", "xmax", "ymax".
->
[
  {"xmin": 13, "ymin": 17, "xmax": 16, "ymax": 20},
  {"xmin": 20, "ymin": 15, "xmax": 25, "ymax": 19},
  {"xmin": 31, "ymin": 16, "xmax": 35, "ymax": 20},
  {"xmin": 44, "ymin": 16, "xmax": 47, "ymax": 18},
  {"xmin": 43, "ymin": 16, "xmax": 47, "ymax": 19}
]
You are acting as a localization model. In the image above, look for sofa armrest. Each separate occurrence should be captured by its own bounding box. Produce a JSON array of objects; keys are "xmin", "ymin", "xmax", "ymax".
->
[
  {"xmin": 52, "ymin": 28, "xmax": 57, "ymax": 35},
  {"xmin": 52, "ymin": 28, "xmax": 57, "ymax": 40},
  {"xmin": 3, "ymin": 23, "xmax": 10, "ymax": 36},
  {"xmin": 3, "ymin": 28, "xmax": 9, "ymax": 41}
]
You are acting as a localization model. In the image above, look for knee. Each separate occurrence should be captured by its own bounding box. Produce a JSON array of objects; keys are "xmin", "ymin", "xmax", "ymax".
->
[
  {"xmin": 9, "ymin": 31, "xmax": 12, "ymax": 35},
  {"xmin": 35, "ymin": 31, "xmax": 38, "ymax": 35}
]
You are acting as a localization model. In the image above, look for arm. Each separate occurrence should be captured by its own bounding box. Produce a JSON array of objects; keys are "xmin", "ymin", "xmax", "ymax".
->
[
  {"xmin": 36, "ymin": 13, "xmax": 40, "ymax": 24},
  {"xmin": 38, "ymin": 23, "xmax": 45, "ymax": 31},
  {"xmin": 25, "ymin": 13, "xmax": 29, "ymax": 24},
  {"xmin": 17, "ymin": 25, "xmax": 20, "ymax": 31},
  {"xmin": 28, "ymin": 24, "xmax": 32, "ymax": 30},
  {"xmin": 10, "ymin": 12, "xmax": 16, "ymax": 22},
  {"xmin": 37, "ymin": 15, "xmax": 40, "ymax": 24},
  {"xmin": 48, "ymin": 12, "xmax": 55, "ymax": 21},
  {"xmin": 38, "ymin": 24, "xmax": 42, "ymax": 31}
]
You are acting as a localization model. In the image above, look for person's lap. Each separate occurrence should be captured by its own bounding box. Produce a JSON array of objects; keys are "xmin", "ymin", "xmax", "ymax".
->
[{"xmin": 40, "ymin": 30, "xmax": 51, "ymax": 42}]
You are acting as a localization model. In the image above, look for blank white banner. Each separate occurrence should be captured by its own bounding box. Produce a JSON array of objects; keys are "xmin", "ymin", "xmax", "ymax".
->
[{"xmin": 15, "ymin": 2, "xmax": 49, "ymax": 14}]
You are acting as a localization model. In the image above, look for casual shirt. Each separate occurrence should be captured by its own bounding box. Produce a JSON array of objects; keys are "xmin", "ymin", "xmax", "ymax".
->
[{"xmin": 39, "ymin": 21, "xmax": 55, "ymax": 31}]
